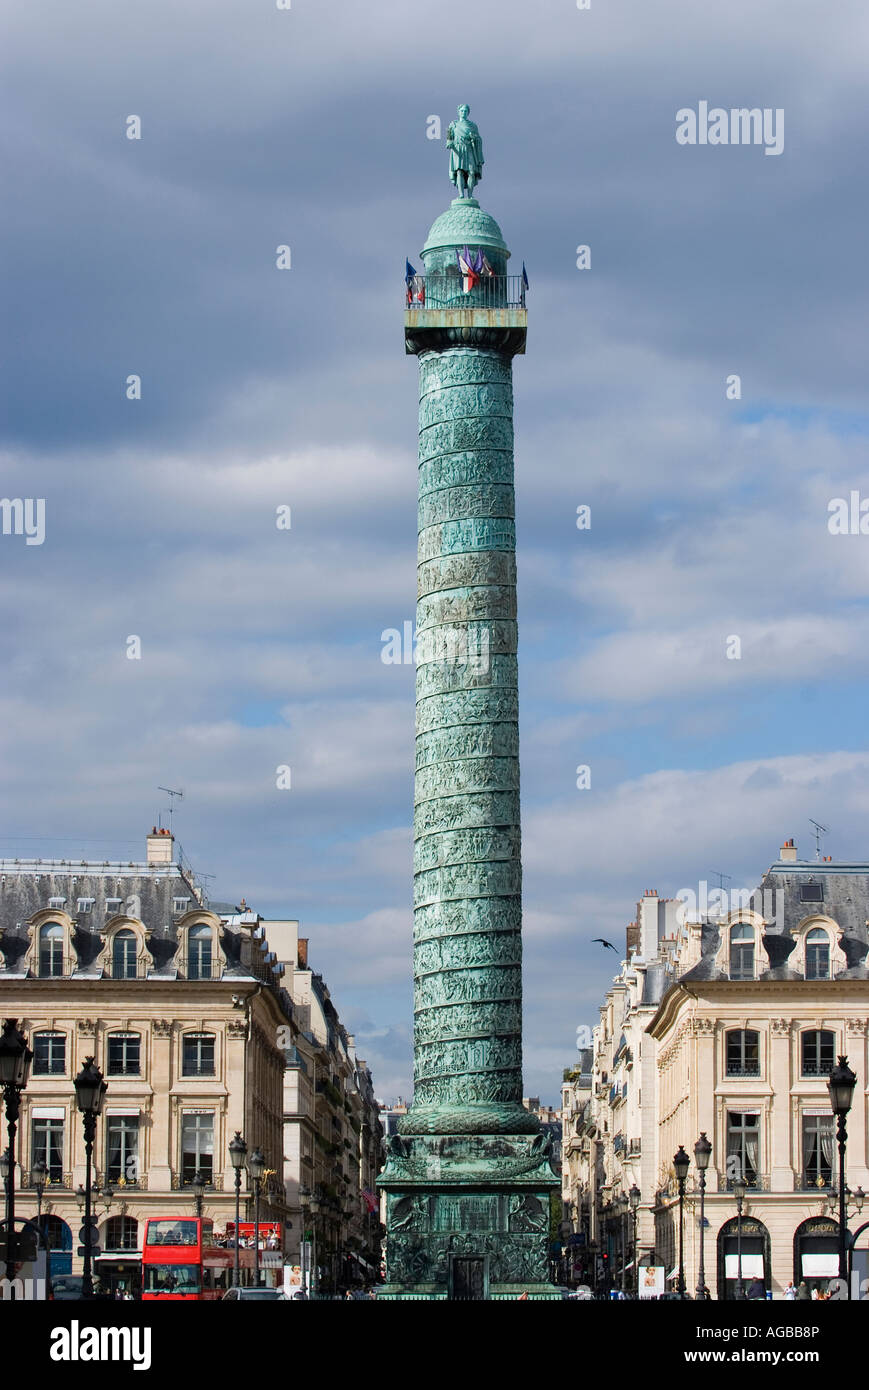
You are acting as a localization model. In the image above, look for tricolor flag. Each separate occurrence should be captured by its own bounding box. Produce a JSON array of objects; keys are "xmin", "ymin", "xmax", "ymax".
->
[
  {"xmin": 406, "ymin": 260, "xmax": 425, "ymax": 305},
  {"xmin": 457, "ymin": 246, "xmax": 484, "ymax": 292},
  {"xmin": 481, "ymin": 254, "xmax": 496, "ymax": 277},
  {"xmin": 522, "ymin": 261, "xmax": 529, "ymax": 290},
  {"xmin": 362, "ymin": 1188, "xmax": 379, "ymax": 1213}
]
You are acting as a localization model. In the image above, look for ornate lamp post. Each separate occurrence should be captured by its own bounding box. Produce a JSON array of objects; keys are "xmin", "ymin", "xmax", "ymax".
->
[
  {"xmin": 0, "ymin": 1019, "xmax": 33, "ymax": 1287},
  {"xmin": 732, "ymin": 1174, "xmax": 747, "ymax": 1300},
  {"xmin": 629, "ymin": 1185, "xmax": 641, "ymax": 1296},
  {"xmin": 694, "ymin": 1132, "xmax": 712, "ymax": 1299},
  {"xmin": 619, "ymin": 1193, "xmax": 629, "ymax": 1293},
  {"xmin": 73, "ymin": 1057, "xmax": 108, "ymax": 1299},
  {"xmin": 828, "ymin": 1055, "xmax": 857, "ymax": 1286},
  {"xmin": 191, "ymin": 1169, "xmax": 208, "ymax": 1218},
  {"xmin": 247, "ymin": 1147, "xmax": 265, "ymax": 1287},
  {"xmin": 229, "ymin": 1131, "xmax": 247, "ymax": 1287},
  {"xmin": 32, "ymin": 1157, "xmax": 48, "ymax": 1237},
  {"xmin": 673, "ymin": 1146, "xmax": 690, "ymax": 1298},
  {"xmin": 309, "ymin": 1192, "xmax": 321, "ymax": 1298}
]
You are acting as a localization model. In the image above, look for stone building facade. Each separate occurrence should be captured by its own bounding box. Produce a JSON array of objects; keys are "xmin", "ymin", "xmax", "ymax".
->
[
  {"xmin": 563, "ymin": 843, "xmax": 869, "ymax": 1298},
  {"xmin": 0, "ymin": 830, "xmax": 292, "ymax": 1293},
  {"xmin": 0, "ymin": 830, "xmax": 382, "ymax": 1295},
  {"xmin": 266, "ymin": 918, "xmax": 383, "ymax": 1291}
]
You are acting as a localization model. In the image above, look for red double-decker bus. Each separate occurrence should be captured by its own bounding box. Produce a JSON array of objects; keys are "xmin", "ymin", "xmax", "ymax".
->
[{"xmin": 141, "ymin": 1217, "xmax": 255, "ymax": 1300}]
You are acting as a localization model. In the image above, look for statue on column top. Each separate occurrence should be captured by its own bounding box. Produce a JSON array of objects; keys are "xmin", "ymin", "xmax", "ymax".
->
[{"xmin": 447, "ymin": 103, "xmax": 484, "ymax": 199}]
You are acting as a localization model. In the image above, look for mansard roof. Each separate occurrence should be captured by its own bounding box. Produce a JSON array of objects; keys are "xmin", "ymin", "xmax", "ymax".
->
[{"xmin": 0, "ymin": 857, "xmax": 287, "ymax": 991}]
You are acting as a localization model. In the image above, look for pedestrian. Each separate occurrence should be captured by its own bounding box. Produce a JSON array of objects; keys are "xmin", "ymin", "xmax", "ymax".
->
[
  {"xmin": 796, "ymin": 1280, "xmax": 810, "ymax": 1300},
  {"xmin": 747, "ymin": 1277, "xmax": 765, "ymax": 1301},
  {"xmin": 784, "ymin": 1281, "xmax": 797, "ymax": 1301}
]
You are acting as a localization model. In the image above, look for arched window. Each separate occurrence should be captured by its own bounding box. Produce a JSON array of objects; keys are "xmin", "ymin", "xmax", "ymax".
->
[
  {"xmin": 107, "ymin": 1031, "xmax": 141, "ymax": 1077},
  {"xmin": 188, "ymin": 923, "xmax": 213, "ymax": 981},
  {"xmin": 182, "ymin": 1032, "xmax": 216, "ymax": 1078},
  {"xmin": 801, "ymin": 1029, "xmax": 835, "ymax": 1078},
  {"xmin": 725, "ymin": 1029, "xmax": 759, "ymax": 1077},
  {"xmin": 112, "ymin": 929, "xmax": 138, "ymax": 980},
  {"xmin": 32, "ymin": 1030, "xmax": 66, "ymax": 1076},
  {"xmin": 42, "ymin": 1215, "xmax": 73, "ymax": 1272},
  {"xmin": 39, "ymin": 922, "xmax": 64, "ymax": 978},
  {"xmin": 104, "ymin": 1215, "xmax": 139, "ymax": 1252},
  {"xmin": 729, "ymin": 922, "xmax": 755, "ymax": 980},
  {"xmin": 717, "ymin": 1216, "xmax": 770, "ymax": 1300},
  {"xmin": 805, "ymin": 928, "xmax": 830, "ymax": 980}
]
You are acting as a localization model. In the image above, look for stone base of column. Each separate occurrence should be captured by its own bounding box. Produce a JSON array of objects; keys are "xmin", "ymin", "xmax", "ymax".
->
[{"xmin": 377, "ymin": 1132, "xmax": 560, "ymax": 1300}]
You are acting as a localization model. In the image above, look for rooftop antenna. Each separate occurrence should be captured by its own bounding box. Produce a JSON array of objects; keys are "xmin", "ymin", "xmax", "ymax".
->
[
  {"xmin": 809, "ymin": 819, "xmax": 829, "ymax": 863},
  {"xmin": 710, "ymin": 871, "xmax": 731, "ymax": 892},
  {"xmin": 158, "ymin": 786, "xmax": 184, "ymax": 834}
]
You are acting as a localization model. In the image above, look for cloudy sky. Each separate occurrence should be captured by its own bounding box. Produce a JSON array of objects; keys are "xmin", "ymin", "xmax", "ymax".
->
[{"xmin": 2, "ymin": 0, "xmax": 869, "ymax": 1102}]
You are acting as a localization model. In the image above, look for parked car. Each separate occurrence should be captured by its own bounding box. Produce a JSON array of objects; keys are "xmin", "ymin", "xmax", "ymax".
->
[{"xmin": 222, "ymin": 1287, "xmax": 288, "ymax": 1301}]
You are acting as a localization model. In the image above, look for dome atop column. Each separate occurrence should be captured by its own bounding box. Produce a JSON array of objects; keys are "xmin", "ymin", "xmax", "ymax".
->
[{"xmin": 422, "ymin": 198, "xmax": 509, "ymax": 258}]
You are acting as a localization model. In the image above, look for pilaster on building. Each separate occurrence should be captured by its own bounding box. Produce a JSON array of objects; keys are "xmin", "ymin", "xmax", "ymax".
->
[{"xmin": 562, "ymin": 841, "xmax": 869, "ymax": 1298}]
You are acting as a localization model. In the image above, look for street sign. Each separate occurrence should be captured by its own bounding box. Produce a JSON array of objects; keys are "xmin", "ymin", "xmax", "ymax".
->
[
  {"xmin": 77, "ymin": 1245, "xmax": 101, "ymax": 1257},
  {"xmin": 78, "ymin": 1224, "xmax": 99, "ymax": 1245}
]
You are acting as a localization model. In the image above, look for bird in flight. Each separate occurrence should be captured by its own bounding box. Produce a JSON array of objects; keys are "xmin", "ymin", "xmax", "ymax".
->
[{"xmin": 592, "ymin": 938, "xmax": 618, "ymax": 952}]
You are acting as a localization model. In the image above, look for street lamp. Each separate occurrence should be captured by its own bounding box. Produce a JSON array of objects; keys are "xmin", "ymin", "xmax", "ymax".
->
[
  {"xmin": 673, "ymin": 1146, "xmax": 690, "ymax": 1298},
  {"xmin": 73, "ymin": 1057, "xmax": 108, "ymax": 1300},
  {"xmin": 694, "ymin": 1132, "xmax": 712, "ymax": 1300},
  {"xmin": 247, "ymin": 1147, "xmax": 265, "ymax": 1287},
  {"xmin": 828, "ymin": 1055, "xmax": 857, "ymax": 1285},
  {"xmin": 100, "ymin": 1181, "xmax": 114, "ymax": 1216},
  {"xmin": 619, "ymin": 1192, "xmax": 629, "ymax": 1293},
  {"xmin": 629, "ymin": 1185, "xmax": 641, "ymax": 1296},
  {"xmin": 732, "ymin": 1174, "xmax": 747, "ymax": 1301},
  {"xmin": 229, "ymin": 1131, "xmax": 247, "ymax": 1288},
  {"xmin": 309, "ymin": 1192, "xmax": 322, "ymax": 1297},
  {"xmin": 0, "ymin": 1019, "xmax": 33, "ymax": 1288},
  {"xmin": 191, "ymin": 1169, "xmax": 208, "ymax": 1218},
  {"xmin": 32, "ymin": 1156, "xmax": 48, "ymax": 1236}
]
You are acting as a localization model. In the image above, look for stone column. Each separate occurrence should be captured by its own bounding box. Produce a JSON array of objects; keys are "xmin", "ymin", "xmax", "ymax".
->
[
  {"xmin": 378, "ymin": 191, "xmax": 558, "ymax": 1300},
  {"xmin": 411, "ymin": 343, "xmax": 531, "ymax": 1135}
]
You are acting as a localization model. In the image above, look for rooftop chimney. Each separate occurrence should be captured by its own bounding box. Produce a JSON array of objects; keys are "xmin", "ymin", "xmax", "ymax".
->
[
  {"xmin": 297, "ymin": 937, "xmax": 308, "ymax": 969},
  {"xmin": 146, "ymin": 826, "xmax": 175, "ymax": 866},
  {"xmin": 780, "ymin": 839, "xmax": 798, "ymax": 862}
]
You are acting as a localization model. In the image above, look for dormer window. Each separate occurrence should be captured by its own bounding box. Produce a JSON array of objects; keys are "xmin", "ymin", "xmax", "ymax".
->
[
  {"xmin": 39, "ymin": 922, "xmax": 65, "ymax": 978},
  {"xmin": 805, "ymin": 928, "xmax": 830, "ymax": 980},
  {"xmin": 113, "ymin": 929, "xmax": 138, "ymax": 980},
  {"xmin": 105, "ymin": 898, "xmax": 123, "ymax": 916},
  {"xmin": 729, "ymin": 922, "xmax": 755, "ymax": 980},
  {"xmin": 76, "ymin": 897, "xmax": 95, "ymax": 914},
  {"xmin": 96, "ymin": 917, "xmax": 153, "ymax": 981},
  {"xmin": 188, "ymin": 923, "xmax": 212, "ymax": 981},
  {"xmin": 173, "ymin": 897, "xmax": 190, "ymax": 915},
  {"xmin": 172, "ymin": 911, "xmax": 225, "ymax": 982},
  {"xmin": 799, "ymin": 882, "xmax": 824, "ymax": 903},
  {"xmin": 48, "ymin": 897, "xmax": 65, "ymax": 909}
]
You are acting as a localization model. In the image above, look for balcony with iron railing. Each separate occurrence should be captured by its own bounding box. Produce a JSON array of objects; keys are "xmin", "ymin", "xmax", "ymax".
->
[{"xmin": 405, "ymin": 272, "xmax": 526, "ymax": 311}]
